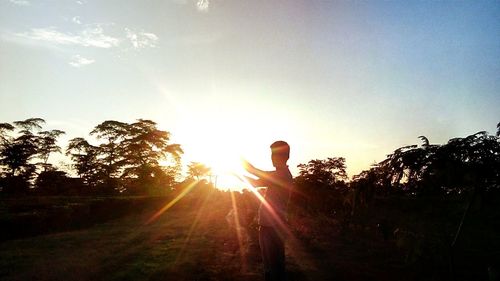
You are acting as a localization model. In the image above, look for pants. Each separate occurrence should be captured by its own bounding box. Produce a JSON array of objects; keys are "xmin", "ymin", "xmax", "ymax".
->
[{"xmin": 259, "ymin": 226, "xmax": 286, "ymax": 281}]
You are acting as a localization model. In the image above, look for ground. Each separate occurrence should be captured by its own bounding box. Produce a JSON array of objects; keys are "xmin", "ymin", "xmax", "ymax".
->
[{"xmin": 0, "ymin": 188, "xmax": 495, "ymax": 280}]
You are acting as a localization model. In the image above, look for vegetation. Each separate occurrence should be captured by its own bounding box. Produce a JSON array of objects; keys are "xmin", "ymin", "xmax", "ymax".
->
[
  {"xmin": 1, "ymin": 118, "xmax": 182, "ymax": 195},
  {"xmin": 0, "ymin": 118, "xmax": 499, "ymax": 280}
]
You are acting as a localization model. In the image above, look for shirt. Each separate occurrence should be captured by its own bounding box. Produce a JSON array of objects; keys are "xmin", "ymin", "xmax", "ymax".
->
[{"xmin": 258, "ymin": 166, "xmax": 294, "ymax": 228}]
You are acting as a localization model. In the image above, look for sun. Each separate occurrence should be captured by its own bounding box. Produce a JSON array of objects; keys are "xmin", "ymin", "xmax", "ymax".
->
[
  {"xmin": 190, "ymin": 140, "xmax": 250, "ymax": 191},
  {"xmin": 154, "ymin": 99, "xmax": 298, "ymax": 191},
  {"xmin": 169, "ymin": 117, "xmax": 275, "ymax": 191}
]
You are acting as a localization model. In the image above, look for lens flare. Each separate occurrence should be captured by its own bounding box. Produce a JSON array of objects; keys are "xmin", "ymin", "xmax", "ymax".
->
[{"xmin": 145, "ymin": 180, "xmax": 198, "ymax": 225}]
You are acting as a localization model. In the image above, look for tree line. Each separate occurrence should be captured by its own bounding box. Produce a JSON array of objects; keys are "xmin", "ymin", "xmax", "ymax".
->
[
  {"xmin": 294, "ymin": 123, "xmax": 500, "ymax": 214},
  {"xmin": 1, "ymin": 118, "xmax": 499, "ymax": 199},
  {"xmin": 0, "ymin": 118, "xmax": 183, "ymax": 195}
]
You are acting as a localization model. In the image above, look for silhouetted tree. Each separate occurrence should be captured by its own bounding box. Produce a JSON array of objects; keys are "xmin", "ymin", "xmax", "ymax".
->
[
  {"xmin": 37, "ymin": 129, "xmax": 65, "ymax": 172},
  {"xmin": 0, "ymin": 123, "xmax": 14, "ymax": 144},
  {"xmin": 66, "ymin": 120, "xmax": 183, "ymax": 194},
  {"xmin": 187, "ymin": 162, "xmax": 211, "ymax": 181},
  {"xmin": 379, "ymin": 137, "xmax": 439, "ymax": 194},
  {"xmin": 90, "ymin": 120, "xmax": 130, "ymax": 192},
  {"xmin": 0, "ymin": 123, "xmax": 15, "ymax": 176},
  {"xmin": 362, "ymin": 128, "xmax": 500, "ymax": 196},
  {"xmin": 296, "ymin": 157, "xmax": 347, "ymax": 187},
  {"xmin": 0, "ymin": 118, "xmax": 45, "ymax": 193},
  {"xmin": 295, "ymin": 157, "xmax": 348, "ymax": 212},
  {"xmin": 120, "ymin": 119, "xmax": 183, "ymax": 194},
  {"xmin": 35, "ymin": 170, "xmax": 69, "ymax": 195},
  {"xmin": 66, "ymin": 137, "xmax": 104, "ymax": 188},
  {"xmin": 13, "ymin": 118, "xmax": 45, "ymax": 134}
]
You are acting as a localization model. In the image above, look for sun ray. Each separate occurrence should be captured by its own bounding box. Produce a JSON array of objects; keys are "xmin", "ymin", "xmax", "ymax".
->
[
  {"xmin": 230, "ymin": 190, "xmax": 248, "ymax": 272},
  {"xmin": 175, "ymin": 186, "xmax": 214, "ymax": 263},
  {"xmin": 233, "ymin": 173, "xmax": 289, "ymax": 234},
  {"xmin": 145, "ymin": 180, "xmax": 198, "ymax": 225},
  {"xmin": 233, "ymin": 174, "xmax": 320, "ymax": 273}
]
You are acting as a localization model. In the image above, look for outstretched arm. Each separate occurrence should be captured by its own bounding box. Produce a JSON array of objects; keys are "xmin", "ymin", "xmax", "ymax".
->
[
  {"xmin": 241, "ymin": 159, "xmax": 267, "ymax": 178},
  {"xmin": 243, "ymin": 175, "xmax": 266, "ymax": 187}
]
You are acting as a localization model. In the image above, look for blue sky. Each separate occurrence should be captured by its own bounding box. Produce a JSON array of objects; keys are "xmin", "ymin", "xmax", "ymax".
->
[{"xmin": 0, "ymin": 0, "xmax": 499, "ymax": 177}]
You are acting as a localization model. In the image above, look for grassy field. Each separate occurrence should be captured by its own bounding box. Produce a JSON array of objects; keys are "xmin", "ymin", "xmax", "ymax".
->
[{"xmin": 0, "ymin": 187, "xmax": 497, "ymax": 280}]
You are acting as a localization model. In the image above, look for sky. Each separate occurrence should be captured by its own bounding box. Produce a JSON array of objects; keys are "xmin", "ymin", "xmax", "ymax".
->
[{"xmin": 0, "ymin": 0, "xmax": 499, "ymax": 180}]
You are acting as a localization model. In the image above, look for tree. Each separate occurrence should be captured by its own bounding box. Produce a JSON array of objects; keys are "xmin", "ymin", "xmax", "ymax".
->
[
  {"xmin": 296, "ymin": 157, "xmax": 347, "ymax": 187},
  {"xmin": 371, "ymin": 129, "xmax": 500, "ymax": 196},
  {"xmin": 66, "ymin": 137, "xmax": 104, "ymax": 188},
  {"xmin": 90, "ymin": 120, "xmax": 130, "ymax": 191},
  {"xmin": 67, "ymin": 119, "xmax": 183, "ymax": 194},
  {"xmin": 0, "ymin": 123, "xmax": 14, "ymax": 145},
  {"xmin": 2, "ymin": 118, "xmax": 45, "ymax": 177},
  {"xmin": 120, "ymin": 119, "xmax": 183, "ymax": 194},
  {"xmin": 37, "ymin": 129, "xmax": 65, "ymax": 171},
  {"xmin": 0, "ymin": 123, "xmax": 15, "ymax": 175},
  {"xmin": 187, "ymin": 162, "xmax": 211, "ymax": 181},
  {"xmin": 295, "ymin": 157, "xmax": 348, "ymax": 213},
  {"xmin": 35, "ymin": 170, "xmax": 69, "ymax": 195},
  {"xmin": 0, "ymin": 118, "xmax": 45, "ymax": 193},
  {"xmin": 13, "ymin": 118, "xmax": 45, "ymax": 134}
]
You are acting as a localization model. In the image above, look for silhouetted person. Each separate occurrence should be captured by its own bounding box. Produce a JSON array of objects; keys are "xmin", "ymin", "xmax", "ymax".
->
[{"xmin": 243, "ymin": 141, "xmax": 293, "ymax": 281}]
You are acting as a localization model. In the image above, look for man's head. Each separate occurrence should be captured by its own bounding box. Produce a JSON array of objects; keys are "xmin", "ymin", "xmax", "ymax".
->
[{"xmin": 270, "ymin": 141, "xmax": 290, "ymax": 167}]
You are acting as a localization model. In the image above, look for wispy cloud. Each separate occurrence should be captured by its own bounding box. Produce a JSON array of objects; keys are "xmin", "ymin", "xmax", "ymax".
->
[
  {"xmin": 125, "ymin": 28, "xmax": 159, "ymax": 49},
  {"xmin": 3, "ymin": 23, "xmax": 158, "ymax": 65},
  {"xmin": 69, "ymin": 55, "xmax": 95, "ymax": 67},
  {"xmin": 196, "ymin": 0, "xmax": 209, "ymax": 12},
  {"xmin": 72, "ymin": 16, "xmax": 82, "ymax": 25},
  {"xmin": 15, "ymin": 25, "xmax": 119, "ymax": 48},
  {"xmin": 172, "ymin": 0, "xmax": 210, "ymax": 12},
  {"xmin": 9, "ymin": 0, "xmax": 30, "ymax": 6}
]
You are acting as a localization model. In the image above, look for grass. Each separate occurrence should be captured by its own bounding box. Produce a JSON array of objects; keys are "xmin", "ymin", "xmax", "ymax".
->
[
  {"xmin": 0, "ymin": 189, "xmax": 264, "ymax": 281},
  {"xmin": 0, "ymin": 187, "xmax": 497, "ymax": 280}
]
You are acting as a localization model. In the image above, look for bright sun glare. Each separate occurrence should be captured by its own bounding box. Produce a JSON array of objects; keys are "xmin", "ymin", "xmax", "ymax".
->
[
  {"xmin": 193, "ymin": 141, "xmax": 251, "ymax": 192},
  {"xmin": 170, "ymin": 115, "xmax": 276, "ymax": 192}
]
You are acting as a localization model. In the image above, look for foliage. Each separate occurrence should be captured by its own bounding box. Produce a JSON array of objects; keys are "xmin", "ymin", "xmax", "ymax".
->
[
  {"xmin": 296, "ymin": 157, "xmax": 347, "ymax": 187},
  {"xmin": 0, "ymin": 118, "xmax": 65, "ymax": 193},
  {"xmin": 37, "ymin": 129, "xmax": 65, "ymax": 171},
  {"xmin": 66, "ymin": 137, "xmax": 104, "ymax": 188},
  {"xmin": 352, "ymin": 129, "xmax": 500, "ymax": 196},
  {"xmin": 120, "ymin": 119, "xmax": 183, "ymax": 193},
  {"xmin": 0, "ymin": 117, "xmax": 182, "ymax": 195},
  {"xmin": 187, "ymin": 162, "xmax": 211, "ymax": 181},
  {"xmin": 295, "ymin": 157, "xmax": 348, "ymax": 213},
  {"xmin": 89, "ymin": 120, "xmax": 129, "ymax": 190},
  {"xmin": 35, "ymin": 170, "xmax": 69, "ymax": 195},
  {"xmin": 67, "ymin": 119, "xmax": 183, "ymax": 194}
]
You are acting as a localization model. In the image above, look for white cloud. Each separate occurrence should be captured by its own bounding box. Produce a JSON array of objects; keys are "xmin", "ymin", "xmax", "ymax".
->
[
  {"xmin": 69, "ymin": 55, "xmax": 95, "ymax": 67},
  {"xmin": 80, "ymin": 25, "xmax": 119, "ymax": 48},
  {"xmin": 125, "ymin": 28, "xmax": 159, "ymax": 49},
  {"xmin": 72, "ymin": 16, "xmax": 82, "ymax": 25},
  {"xmin": 196, "ymin": 0, "xmax": 209, "ymax": 12},
  {"xmin": 9, "ymin": 0, "xmax": 30, "ymax": 6},
  {"xmin": 15, "ymin": 25, "xmax": 119, "ymax": 48}
]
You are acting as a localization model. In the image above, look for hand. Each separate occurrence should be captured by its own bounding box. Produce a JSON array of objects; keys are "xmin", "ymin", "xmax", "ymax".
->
[
  {"xmin": 243, "ymin": 175, "xmax": 263, "ymax": 187},
  {"xmin": 241, "ymin": 158, "xmax": 255, "ymax": 172}
]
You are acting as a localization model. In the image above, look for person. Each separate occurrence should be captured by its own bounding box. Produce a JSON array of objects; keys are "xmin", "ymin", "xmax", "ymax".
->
[{"xmin": 242, "ymin": 141, "xmax": 294, "ymax": 281}]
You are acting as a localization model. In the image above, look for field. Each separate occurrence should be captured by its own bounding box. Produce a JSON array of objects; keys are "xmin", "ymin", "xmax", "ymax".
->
[{"xmin": 0, "ymin": 185, "xmax": 498, "ymax": 281}]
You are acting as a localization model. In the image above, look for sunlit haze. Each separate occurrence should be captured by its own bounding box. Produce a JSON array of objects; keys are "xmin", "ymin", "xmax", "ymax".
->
[{"xmin": 1, "ymin": 1, "xmax": 499, "ymax": 185}]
